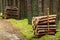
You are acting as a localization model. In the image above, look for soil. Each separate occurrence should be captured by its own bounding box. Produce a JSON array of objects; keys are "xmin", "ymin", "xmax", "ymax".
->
[{"xmin": 0, "ymin": 20, "xmax": 26, "ymax": 40}]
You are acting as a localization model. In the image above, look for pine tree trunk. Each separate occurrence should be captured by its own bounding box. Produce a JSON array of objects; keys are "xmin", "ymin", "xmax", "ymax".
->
[
  {"xmin": 31, "ymin": 0, "xmax": 38, "ymax": 16},
  {"xmin": 53, "ymin": 0, "xmax": 59, "ymax": 14},
  {"xmin": 49, "ymin": 0, "xmax": 53, "ymax": 15},
  {"xmin": 38, "ymin": 0, "xmax": 43, "ymax": 16},
  {"xmin": 44, "ymin": 0, "xmax": 50, "ymax": 15},
  {"xmin": 18, "ymin": 0, "xmax": 21, "ymax": 19},
  {"xmin": 26, "ymin": 0, "xmax": 32, "ymax": 24}
]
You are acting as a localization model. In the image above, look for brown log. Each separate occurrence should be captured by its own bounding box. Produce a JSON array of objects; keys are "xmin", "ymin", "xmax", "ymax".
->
[
  {"xmin": 33, "ymin": 19, "xmax": 56, "ymax": 25},
  {"xmin": 33, "ymin": 15, "xmax": 57, "ymax": 37},
  {"xmin": 37, "ymin": 25, "xmax": 56, "ymax": 28},
  {"xmin": 32, "ymin": 15, "xmax": 56, "ymax": 22},
  {"xmin": 38, "ymin": 17, "xmax": 56, "ymax": 22},
  {"xmin": 38, "ymin": 30, "xmax": 46, "ymax": 32},
  {"xmin": 32, "ymin": 16, "xmax": 56, "ymax": 22},
  {"xmin": 48, "ymin": 32, "xmax": 56, "ymax": 35},
  {"xmin": 38, "ymin": 33, "xmax": 45, "ymax": 34},
  {"xmin": 38, "ymin": 28, "xmax": 56, "ymax": 30},
  {"xmin": 38, "ymin": 31, "xmax": 55, "ymax": 34},
  {"xmin": 32, "ymin": 15, "xmax": 56, "ymax": 25},
  {"xmin": 38, "ymin": 20, "xmax": 56, "ymax": 24},
  {"xmin": 38, "ymin": 29, "xmax": 56, "ymax": 32},
  {"xmin": 34, "ymin": 15, "xmax": 56, "ymax": 19},
  {"xmin": 4, "ymin": 7, "xmax": 19, "ymax": 19},
  {"xmin": 38, "ymin": 16, "xmax": 56, "ymax": 20}
]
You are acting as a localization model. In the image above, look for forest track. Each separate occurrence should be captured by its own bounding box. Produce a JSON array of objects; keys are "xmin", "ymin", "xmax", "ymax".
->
[{"xmin": 0, "ymin": 19, "xmax": 26, "ymax": 40}]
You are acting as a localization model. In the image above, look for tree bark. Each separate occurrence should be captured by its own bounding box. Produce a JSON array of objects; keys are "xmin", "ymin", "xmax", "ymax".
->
[
  {"xmin": 53, "ymin": 0, "xmax": 59, "ymax": 14},
  {"xmin": 44, "ymin": 0, "xmax": 50, "ymax": 15},
  {"xmin": 26, "ymin": 0, "xmax": 32, "ymax": 24},
  {"xmin": 38, "ymin": 0, "xmax": 43, "ymax": 16}
]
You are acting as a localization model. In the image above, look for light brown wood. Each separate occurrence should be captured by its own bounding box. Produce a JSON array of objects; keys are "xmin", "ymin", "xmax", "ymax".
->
[
  {"xmin": 37, "ymin": 25, "xmax": 56, "ymax": 28},
  {"xmin": 38, "ymin": 20, "xmax": 55, "ymax": 24},
  {"xmin": 32, "ymin": 15, "xmax": 56, "ymax": 25},
  {"xmin": 38, "ymin": 30, "xmax": 46, "ymax": 32},
  {"xmin": 38, "ymin": 18, "xmax": 56, "ymax": 22},
  {"xmin": 33, "ymin": 15, "xmax": 56, "ymax": 19},
  {"xmin": 38, "ymin": 28, "xmax": 56, "ymax": 30}
]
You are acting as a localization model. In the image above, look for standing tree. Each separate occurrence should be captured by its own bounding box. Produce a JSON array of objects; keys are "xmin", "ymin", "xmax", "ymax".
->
[
  {"xmin": 38, "ymin": 0, "xmax": 43, "ymax": 16},
  {"xmin": 26, "ymin": 0, "xmax": 32, "ymax": 24}
]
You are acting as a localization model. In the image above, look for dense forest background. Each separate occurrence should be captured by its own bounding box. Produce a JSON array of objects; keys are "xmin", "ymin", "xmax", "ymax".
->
[{"xmin": 0, "ymin": 0, "xmax": 60, "ymax": 24}]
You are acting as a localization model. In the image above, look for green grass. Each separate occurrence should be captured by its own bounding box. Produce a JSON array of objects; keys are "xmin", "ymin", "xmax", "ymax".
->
[
  {"xmin": 6, "ymin": 19, "xmax": 33, "ymax": 40},
  {"xmin": 6, "ymin": 19, "xmax": 60, "ymax": 40},
  {"xmin": 57, "ymin": 21, "xmax": 60, "ymax": 29}
]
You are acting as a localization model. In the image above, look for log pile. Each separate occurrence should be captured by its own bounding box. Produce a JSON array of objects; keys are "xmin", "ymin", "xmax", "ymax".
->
[
  {"xmin": 32, "ymin": 15, "xmax": 57, "ymax": 37},
  {"xmin": 3, "ymin": 6, "xmax": 19, "ymax": 19}
]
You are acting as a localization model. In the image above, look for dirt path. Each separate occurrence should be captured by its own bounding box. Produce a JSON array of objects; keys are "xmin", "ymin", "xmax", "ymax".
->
[{"xmin": 0, "ymin": 20, "xmax": 26, "ymax": 40}]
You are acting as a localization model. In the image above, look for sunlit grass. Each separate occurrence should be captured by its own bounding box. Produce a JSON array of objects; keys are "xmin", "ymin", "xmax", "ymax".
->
[
  {"xmin": 6, "ymin": 19, "xmax": 60, "ymax": 40},
  {"xmin": 6, "ymin": 19, "xmax": 34, "ymax": 40}
]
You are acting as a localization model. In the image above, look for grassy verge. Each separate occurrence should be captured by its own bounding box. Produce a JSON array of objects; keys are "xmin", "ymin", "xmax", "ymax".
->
[
  {"xmin": 6, "ymin": 19, "xmax": 34, "ymax": 40},
  {"xmin": 6, "ymin": 19, "xmax": 60, "ymax": 40}
]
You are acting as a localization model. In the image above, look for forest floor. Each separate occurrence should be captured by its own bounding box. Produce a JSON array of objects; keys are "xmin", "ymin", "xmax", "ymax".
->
[
  {"xmin": 0, "ymin": 19, "xmax": 26, "ymax": 40},
  {"xmin": 0, "ymin": 17, "xmax": 60, "ymax": 40},
  {"xmin": 5, "ymin": 18, "xmax": 60, "ymax": 40}
]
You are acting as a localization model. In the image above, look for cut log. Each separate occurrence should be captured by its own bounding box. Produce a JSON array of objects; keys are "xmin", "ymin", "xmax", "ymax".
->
[
  {"xmin": 4, "ymin": 6, "xmax": 19, "ymax": 19},
  {"xmin": 37, "ymin": 25, "xmax": 56, "ymax": 28},
  {"xmin": 32, "ymin": 18, "xmax": 56, "ymax": 25},
  {"xmin": 38, "ymin": 28, "xmax": 56, "ymax": 30},
  {"xmin": 48, "ymin": 32, "xmax": 56, "ymax": 35},
  {"xmin": 39, "ymin": 20, "xmax": 56, "ymax": 24},
  {"xmin": 38, "ymin": 30, "xmax": 46, "ymax": 32},
  {"xmin": 38, "ymin": 17, "xmax": 56, "ymax": 22},
  {"xmin": 32, "ymin": 15, "xmax": 56, "ymax": 22},
  {"xmin": 38, "ymin": 16, "xmax": 56, "ymax": 20},
  {"xmin": 32, "ymin": 15, "xmax": 56, "ymax": 37},
  {"xmin": 33, "ymin": 15, "xmax": 56, "ymax": 20},
  {"xmin": 34, "ymin": 15, "xmax": 56, "ymax": 19}
]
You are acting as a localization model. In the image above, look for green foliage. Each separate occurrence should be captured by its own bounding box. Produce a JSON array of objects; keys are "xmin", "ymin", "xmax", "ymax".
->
[{"xmin": 55, "ymin": 32, "xmax": 60, "ymax": 40}]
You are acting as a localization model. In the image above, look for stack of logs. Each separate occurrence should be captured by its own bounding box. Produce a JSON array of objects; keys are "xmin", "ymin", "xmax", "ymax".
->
[
  {"xmin": 3, "ymin": 6, "xmax": 19, "ymax": 19},
  {"xmin": 32, "ymin": 15, "xmax": 57, "ymax": 37}
]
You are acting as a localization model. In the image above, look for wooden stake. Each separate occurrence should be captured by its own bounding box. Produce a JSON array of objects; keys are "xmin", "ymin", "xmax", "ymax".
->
[{"xmin": 47, "ymin": 8, "xmax": 49, "ymax": 34}]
